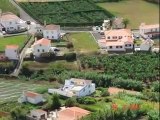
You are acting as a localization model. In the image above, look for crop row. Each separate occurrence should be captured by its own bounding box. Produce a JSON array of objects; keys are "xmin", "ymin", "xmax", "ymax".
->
[{"xmin": 19, "ymin": 0, "xmax": 113, "ymax": 26}]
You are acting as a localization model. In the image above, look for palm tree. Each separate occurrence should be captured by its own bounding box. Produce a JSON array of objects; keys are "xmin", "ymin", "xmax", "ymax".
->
[{"xmin": 123, "ymin": 18, "xmax": 130, "ymax": 28}]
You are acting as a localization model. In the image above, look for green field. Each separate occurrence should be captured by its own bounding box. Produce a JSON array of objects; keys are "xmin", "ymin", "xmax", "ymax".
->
[
  {"xmin": 0, "ymin": 0, "xmax": 19, "ymax": 15},
  {"xmin": 0, "ymin": 35, "xmax": 28, "ymax": 51},
  {"xmin": 66, "ymin": 32, "xmax": 99, "ymax": 53},
  {"xmin": 0, "ymin": 80, "xmax": 44, "ymax": 103},
  {"xmin": 97, "ymin": 0, "xmax": 159, "ymax": 29},
  {"xmin": 19, "ymin": 0, "xmax": 113, "ymax": 26}
]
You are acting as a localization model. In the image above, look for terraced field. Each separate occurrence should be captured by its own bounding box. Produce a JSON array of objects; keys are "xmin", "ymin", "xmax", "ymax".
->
[{"xmin": 0, "ymin": 81, "xmax": 43, "ymax": 104}]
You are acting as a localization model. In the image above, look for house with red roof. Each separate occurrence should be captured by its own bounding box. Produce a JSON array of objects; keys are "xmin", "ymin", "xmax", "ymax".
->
[
  {"xmin": 32, "ymin": 38, "xmax": 51, "ymax": 57},
  {"xmin": 98, "ymin": 29, "xmax": 134, "ymax": 52},
  {"xmin": 43, "ymin": 24, "xmax": 60, "ymax": 40},
  {"xmin": 48, "ymin": 107, "xmax": 90, "ymax": 120},
  {"xmin": 139, "ymin": 23, "xmax": 160, "ymax": 39},
  {"xmin": 5, "ymin": 45, "xmax": 19, "ymax": 60},
  {"xmin": 18, "ymin": 91, "xmax": 44, "ymax": 104}
]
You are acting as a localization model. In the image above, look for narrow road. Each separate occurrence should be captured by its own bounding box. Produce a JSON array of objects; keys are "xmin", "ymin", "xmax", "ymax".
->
[
  {"xmin": 11, "ymin": 35, "xmax": 34, "ymax": 77},
  {"xmin": 9, "ymin": 0, "xmax": 37, "ymax": 23}
]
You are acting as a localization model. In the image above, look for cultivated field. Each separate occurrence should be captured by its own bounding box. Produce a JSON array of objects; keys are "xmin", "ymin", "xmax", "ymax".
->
[
  {"xmin": 97, "ymin": 0, "xmax": 159, "ymax": 29},
  {"xmin": 19, "ymin": 0, "xmax": 113, "ymax": 26},
  {"xmin": 0, "ymin": 80, "xmax": 43, "ymax": 104},
  {"xmin": 0, "ymin": 35, "xmax": 28, "ymax": 51},
  {"xmin": 66, "ymin": 32, "xmax": 99, "ymax": 53},
  {"xmin": 0, "ymin": 0, "xmax": 19, "ymax": 15}
]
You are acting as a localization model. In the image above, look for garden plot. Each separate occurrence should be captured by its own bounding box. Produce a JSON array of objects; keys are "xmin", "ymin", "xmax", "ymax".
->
[{"xmin": 0, "ymin": 81, "xmax": 42, "ymax": 103}]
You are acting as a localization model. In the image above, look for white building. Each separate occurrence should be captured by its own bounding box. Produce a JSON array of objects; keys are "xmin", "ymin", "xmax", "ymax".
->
[
  {"xmin": 48, "ymin": 78, "xmax": 95, "ymax": 97},
  {"xmin": 0, "ymin": 12, "xmax": 26, "ymax": 32},
  {"xmin": 43, "ymin": 24, "xmax": 60, "ymax": 40},
  {"xmin": 32, "ymin": 38, "xmax": 51, "ymax": 57},
  {"xmin": 98, "ymin": 29, "xmax": 134, "ymax": 52},
  {"xmin": 5, "ymin": 45, "xmax": 19, "ymax": 60},
  {"xmin": 139, "ymin": 23, "xmax": 160, "ymax": 39},
  {"xmin": 18, "ymin": 91, "xmax": 44, "ymax": 104},
  {"xmin": 28, "ymin": 109, "xmax": 47, "ymax": 120}
]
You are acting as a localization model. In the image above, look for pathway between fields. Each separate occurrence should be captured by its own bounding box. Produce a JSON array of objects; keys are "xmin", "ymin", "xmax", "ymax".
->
[{"xmin": 10, "ymin": 36, "xmax": 34, "ymax": 77}]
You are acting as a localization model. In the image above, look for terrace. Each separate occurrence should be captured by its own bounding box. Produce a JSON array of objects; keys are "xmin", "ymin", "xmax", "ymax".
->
[{"xmin": 0, "ymin": 35, "xmax": 29, "ymax": 52}]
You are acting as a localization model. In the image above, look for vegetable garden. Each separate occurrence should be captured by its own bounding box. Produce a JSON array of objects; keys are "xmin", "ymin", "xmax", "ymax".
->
[{"xmin": 19, "ymin": 0, "xmax": 113, "ymax": 26}]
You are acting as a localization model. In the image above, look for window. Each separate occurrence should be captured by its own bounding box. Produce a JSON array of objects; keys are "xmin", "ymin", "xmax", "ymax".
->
[
  {"xmin": 129, "ymin": 44, "xmax": 131, "ymax": 46},
  {"xmin": 109, "ymin": 46, "xmax": 112, "ymax": 49},
  {"xmin": 116, "ymin": 46, "xmax": 119, "ymax": 48},
  {"xmin": 42, "ymin": 49, "xmax": 45, "ymax": 52},
  {"xmin": 39, "ymin": 44, "xmax": 42, "ymax": 46},
  {"xmin": 88, "ymin": 85, "xmax": 90, "ymax": 88},
  {"xmin": 37, "ymin": 49, "xmax": 40, "ymax": 52},
  {"xmin": 47, "ymin": 36, "xmax": 49, "ymax": 38},
  {"xmin": 9, "ymin": 22, "xmax": 12, "ymax": 25},
  {"xmin": 125, "ymin": 44, "xmax": 128, "ymax": 47},
  {"xmin": 52, "ymin": 36, "xmax": 54, "ymax": 39},
  {"xmin": 107, "ymin": 36, "xmax": 110, "ymax": 39},
  {"xmin": 120, "ymin": 46, "xmax": 122, "ymax": 48},
  {"xmin": 113, "ymin": 36, "xmax": 117, "ymax": 39}
]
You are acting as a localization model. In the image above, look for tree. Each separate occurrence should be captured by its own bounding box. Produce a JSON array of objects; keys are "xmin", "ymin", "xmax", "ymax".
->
[
  {"xmin": 123, "ymin": 18, "xmax": 130, "ymax": 28},
  {"xmin": 51, "ymin": 93, "xmax": 61, "ymax": 110},
  {"xmin": 65, "ymin": 98, "xmax": 76, "ymax": 107},
  {"xmin": 11, "ymin": 106, "xmax": 27, "ymax": 120}
]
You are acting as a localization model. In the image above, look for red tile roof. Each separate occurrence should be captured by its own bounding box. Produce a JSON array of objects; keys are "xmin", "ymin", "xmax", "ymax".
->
[
  {"xmin": 0, "ymin": 12, "xmax": 19, "ymax": 21},
  {"xmin": 33, "ymin": 38, "xmax": 51, "ymax": 46},
  {"xmin": 44, "ymin": 24, "xmax": 60, "ymax": 30},
  {"xmin": 57, "ymin": 107, "xmax": 90, "ymax": 120},
  {"xmin": 6, "ymin": 45, "xmax": 19, "ymax": 49},
  {"xmin": 25, "ymin": 91, "xmax": 40, "ymax": 98}
]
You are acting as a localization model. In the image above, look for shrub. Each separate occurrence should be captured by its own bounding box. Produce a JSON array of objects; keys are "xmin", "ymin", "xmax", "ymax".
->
[
  {"xmin": 66, "ymin": 42, "xmax": 74, "ymax": 49},
  {"xmin": 104, "ymin": 97, "xmax": 112, "ymax": 102},
  {"xmin": 40, "ymin": 52, "xmax": 56, "ymax": 59},
  {"xmin": 65, "ymin": 98, "xmax": 77, "ymax": 107},
  {"xmin": 64, "ymin": 52, "xmax": 76, "ymax": 61},
  {"xmin": 77, "ymin": 97, "xmax": 96, "ymax": 105},
  {"xmin": 101, "ymin": 89, "xmax": 110, "ymax": 97}
]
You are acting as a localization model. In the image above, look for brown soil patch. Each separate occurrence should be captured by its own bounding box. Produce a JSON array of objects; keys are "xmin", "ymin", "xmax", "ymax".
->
[{"xmin": 108, "ymin": 87, "xmax": 140, "ymax": 95}]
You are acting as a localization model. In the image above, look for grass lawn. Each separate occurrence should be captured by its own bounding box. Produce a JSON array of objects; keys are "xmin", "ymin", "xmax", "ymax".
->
[
  {"xmin": 0, "ymin": 0, "xmax": 19, "ymax": 15},
  {"xmin": 23, "ymin": 60, "xmax": 79, "ymax": 70},
  {"xmin": 97, "ymin": 0, "xmax": 159, "ymax": 29},
  {"xmin": 66, "ymin": 32, "xmax": 99, "ymax": 53},
  {"xmin": 0, "ymin": 35, "xmax": 28, "ymax": 51}
]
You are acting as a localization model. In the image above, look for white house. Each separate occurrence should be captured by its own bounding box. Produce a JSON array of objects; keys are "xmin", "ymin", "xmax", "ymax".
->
[
  {"xmin": 18, "ymin": 91, "xmax": 44, "ymax": 104},
  {"xmin": 32, "ymin": 38, "xmax": 51, "ymax": 57},
  {"xmin": 48, "ymin": 78, "xmax": 95, "ymax": 97},
  {"xmin": 43, "ymin": 24, "xmax": 60, "ymax": 40},
  {"xmin": 0, "ymin": 12, "xmax": 26, "ymax": 32},
  {"xmin": 98, "ymin": 29, "xmax": 134, "ymax": 52},
  {"xmin": 139, "ymin": 23, "xmax": 160, "ymax": 39},
  {"xmin": 28, "ymin": 109, "xmax": 47, "ymax": 120},
  {"xmin": 5, "ymin": 45, "xmax": 19, "ymax": 60}
]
